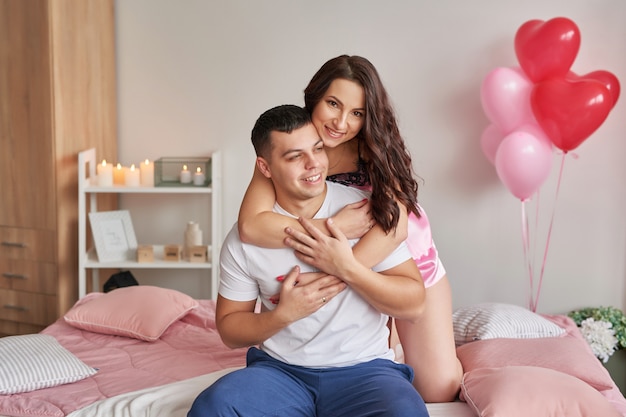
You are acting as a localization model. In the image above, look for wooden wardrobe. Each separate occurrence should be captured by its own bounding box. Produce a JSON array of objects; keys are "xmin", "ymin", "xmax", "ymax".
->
[{"xmin": 0, "ymin": 0, "xmax": 117, "ymax": 336}]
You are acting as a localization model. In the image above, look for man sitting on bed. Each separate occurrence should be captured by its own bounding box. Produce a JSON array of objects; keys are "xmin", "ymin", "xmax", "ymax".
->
[{"xmin": 187, "ymin": 104, "xmax": 428, "ymax": 417}]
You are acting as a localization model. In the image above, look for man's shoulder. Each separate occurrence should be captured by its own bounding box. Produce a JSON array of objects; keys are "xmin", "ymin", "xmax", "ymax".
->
[
  {"xmin": 222, "ymin": 223, "xmax": 242, "ymax": 250},
  {"xmin": 318, "ymin": 181, "xmax": 370, "ymax": 218},
  {"xmin": 326, "ymin": 180, "xmax": 370, "ymax": 199}
]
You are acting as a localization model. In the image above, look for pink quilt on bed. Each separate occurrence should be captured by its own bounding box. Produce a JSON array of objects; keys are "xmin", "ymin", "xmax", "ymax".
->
[{"xmin": 0, "ymin": 298, "xmax": 247, "ymax": 417}]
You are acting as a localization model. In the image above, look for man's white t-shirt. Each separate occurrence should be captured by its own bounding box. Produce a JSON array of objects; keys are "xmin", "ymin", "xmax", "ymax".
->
[{"xmin": 219, "ymin": 181, "xmax": 413, "ymax": 367}]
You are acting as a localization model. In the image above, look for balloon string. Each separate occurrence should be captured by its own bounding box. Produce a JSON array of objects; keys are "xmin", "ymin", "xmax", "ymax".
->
[
  {"xmin": 534, "ymin": 191, "xmax": 541, "ymax": 250},
  {"xmin": 533, "ymin": 152, "xmax": 567, "ymax": 312},
  {"xmin": 520, "ymin": 200, "xmax": 534, "ymax": 311},
  {"xmin": 532, "ymin": 190, "xmax": 541, "ymax": 283}
]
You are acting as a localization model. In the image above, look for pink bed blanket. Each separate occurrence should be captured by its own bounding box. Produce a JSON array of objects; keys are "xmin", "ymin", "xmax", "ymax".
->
[{"xmin": 0, "ymin": 297, "xmax": 247, "ymax": 417}]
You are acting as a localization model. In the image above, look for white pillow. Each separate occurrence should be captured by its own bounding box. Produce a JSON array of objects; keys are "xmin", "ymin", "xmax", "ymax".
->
[
  {"xmin": 0, "ymin": 334, "xmax": 97, "ymax": 394},
  {"xmin": 453, "ymin": 302, "xmax": 565, "ymax": 345}
]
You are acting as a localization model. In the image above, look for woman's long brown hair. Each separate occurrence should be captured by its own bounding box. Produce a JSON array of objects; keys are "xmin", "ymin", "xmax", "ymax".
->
[{"xmin": 304, "ymin": 55, "xmax": 420, "ymax": 234}]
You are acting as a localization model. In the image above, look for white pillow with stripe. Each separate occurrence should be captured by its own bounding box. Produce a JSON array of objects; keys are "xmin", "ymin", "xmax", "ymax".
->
[
  {"xmin": 0, "ymin": 334, "xmax": 97, "ymax": 394},
  {"xmin": 453, "ymin": 302, "xmax": 566, "ymax": 346}
]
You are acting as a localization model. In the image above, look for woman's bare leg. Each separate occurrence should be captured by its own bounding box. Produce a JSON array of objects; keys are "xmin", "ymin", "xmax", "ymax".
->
[{"xmin": 395, "ymin": 276, "xmax": 463, "ymax": 402}]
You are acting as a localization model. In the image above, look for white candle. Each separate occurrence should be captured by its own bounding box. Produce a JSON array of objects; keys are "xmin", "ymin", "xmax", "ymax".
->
[
  {"xmin": 125, "ymin": 164, "xmax": 140, "ymax": 186},
  {"xmin": 180, "ymin": 165, "xmax": 192, "ymax": 184},
  {"xmin": 140, "ymin": 159, "xmax": 154, "ymax": 187},
  {"xmin": 113, "ymin": 163, "xmax": 125, "ymax": 185},
  {"xmin": 96, "ymin": 159, "xmax": 113, "ymax": 187},
  {"xmin": 193, "ymin": 166, "xmax": 206, "ymax": 186}
]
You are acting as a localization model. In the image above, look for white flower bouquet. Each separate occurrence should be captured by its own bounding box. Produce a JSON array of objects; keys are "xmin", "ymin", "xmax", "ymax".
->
[{"xmin": 569, "ymin": 306, "xmax": 626, "ymax": 363}]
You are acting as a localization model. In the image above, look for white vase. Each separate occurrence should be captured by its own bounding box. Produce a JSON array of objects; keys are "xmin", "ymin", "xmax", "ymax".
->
[{"xmin": 184, "ymin": 221, "xmax": 202, "ymax": 260}]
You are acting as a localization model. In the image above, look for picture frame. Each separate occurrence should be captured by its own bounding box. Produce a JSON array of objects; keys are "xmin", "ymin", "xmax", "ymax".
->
[{"xmin": 88, "ymin": 210, "xmax": 138, "ymax": 262}]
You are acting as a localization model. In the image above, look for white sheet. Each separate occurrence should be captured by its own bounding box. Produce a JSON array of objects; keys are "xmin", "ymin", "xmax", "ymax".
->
[
  {"xmin": 427, "ymin": 402, "xmax": 475, "ymax": 417},
  {"xmin": 67, "ymin": 366, "xmax": 474, "ymax": 417},
  {"xmin": 66, "ymin": 368, "xmax": 240, "ymax": 417}
]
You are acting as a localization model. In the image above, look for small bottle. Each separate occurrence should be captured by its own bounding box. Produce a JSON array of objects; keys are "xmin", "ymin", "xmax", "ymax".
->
[{"xmin": 184, "ymin": 221, "xmax": 203, "ymax": 260}]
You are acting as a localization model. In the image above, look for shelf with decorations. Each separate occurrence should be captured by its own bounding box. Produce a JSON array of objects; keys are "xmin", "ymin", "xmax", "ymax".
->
[{"xmin": 77, "ymin": 148, "xmax": 222, "ymax": 299}]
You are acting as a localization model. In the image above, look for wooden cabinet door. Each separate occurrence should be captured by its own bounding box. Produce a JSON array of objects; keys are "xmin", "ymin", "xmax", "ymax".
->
[{"xmin": 0, "ymin": 0, "xmax": 56, "ymax": 230}]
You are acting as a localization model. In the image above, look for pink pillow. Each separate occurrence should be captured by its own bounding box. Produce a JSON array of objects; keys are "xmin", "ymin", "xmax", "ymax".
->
[
  {"xmin": 456, "ymin": 335, "xmax": 615, "ymax": 391},
  {"xmin": 64, "ymin": 286, "xmax": 198, "ymax": 342},
  {"xmin": 461, "ymin": 366, "xmax": 622, "ymax": 417}
]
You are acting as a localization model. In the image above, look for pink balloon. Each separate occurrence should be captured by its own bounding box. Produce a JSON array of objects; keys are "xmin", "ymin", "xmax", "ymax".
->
[
  {"xmin": 481, "ymin": 122, "xmax": 552, "ymax": 165},
  {"xmin": 481, "ymin": 67, "xmax": 535, "ymax": 133},
  {"xmin": 516, "ymin": 123, "xmax": 554, "ymax": 150},
  {"xmin": 495, "ymin": 130, "xmax": 553, "ymax": 201},
  {"xmin": 480, "ymin": 124, "xmax": 505, "ymax": 165}
]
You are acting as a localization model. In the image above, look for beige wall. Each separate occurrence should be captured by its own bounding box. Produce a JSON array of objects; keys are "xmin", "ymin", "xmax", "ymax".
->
[{"xmin": 114, "ymin": 0, "xmax": 626, "ymax": 312}]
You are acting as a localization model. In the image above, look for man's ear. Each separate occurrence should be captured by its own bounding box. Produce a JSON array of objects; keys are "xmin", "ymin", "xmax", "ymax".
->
[{"xmin": 256, "ymin": 157, "xmax": 272, "ymax": 179}]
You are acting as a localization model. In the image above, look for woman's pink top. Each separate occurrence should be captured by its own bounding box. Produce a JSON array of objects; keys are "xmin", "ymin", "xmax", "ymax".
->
[{"xmin": 328, "ymin": 164, "xmax": 446, "ymax": 287}]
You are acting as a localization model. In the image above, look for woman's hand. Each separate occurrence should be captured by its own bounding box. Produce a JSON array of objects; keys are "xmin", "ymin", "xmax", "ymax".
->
[
  {"xmin": 285, "ymin": 217, "xmax": 360, "ymax": 279},
  {"xmin": 330, "ymin": 198, "xmax": 374, "ymax": 239}
]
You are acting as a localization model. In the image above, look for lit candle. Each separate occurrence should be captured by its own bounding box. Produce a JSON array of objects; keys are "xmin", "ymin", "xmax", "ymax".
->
[
  {"xmin": 140, "ymin": 159, "xmax": 154, "ymax": 187},
  {"xmin": 125, "ymin": 164, "xmax": 140, "ymax": 186},
  {"xmin": 113, "ymin": 163, "xmax": 125, "ymax": 185},
  {"xmin": 96, "ymin": 159, "xmax": 113, "ymax": 187},
  {"xmin": 180, "ymin": 165, "xmax": 192, "ymax": 184},
  {"xmin": 193, "ymin": 166, "xmax": 206, "ymax": 186}
]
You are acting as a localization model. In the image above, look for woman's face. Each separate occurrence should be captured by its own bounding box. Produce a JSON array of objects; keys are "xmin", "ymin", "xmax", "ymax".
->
[{"xmin": 311, "ymin": 78, "xmax": 365, "ymax": 149}]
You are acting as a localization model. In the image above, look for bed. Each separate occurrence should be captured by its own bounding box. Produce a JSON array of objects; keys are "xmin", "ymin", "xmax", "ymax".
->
[{"xmin": 1, "ymin": 287, "xmax": 625, "ymax": 417}]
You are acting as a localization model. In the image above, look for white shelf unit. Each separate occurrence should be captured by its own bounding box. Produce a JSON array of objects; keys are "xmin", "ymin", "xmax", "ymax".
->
[{"xmin": 78, "ymin": 148, "xmax": 222, "ymax": 299}]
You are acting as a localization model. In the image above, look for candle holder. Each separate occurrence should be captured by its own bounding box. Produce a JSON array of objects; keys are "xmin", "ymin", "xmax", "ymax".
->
[{"xmin": 154, "ymin": 157, "xmax": 212, "ymax": 187}]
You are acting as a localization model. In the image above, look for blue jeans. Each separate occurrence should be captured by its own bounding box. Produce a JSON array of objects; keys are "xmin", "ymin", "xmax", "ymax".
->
[{"xmin": 188, "ymin": 347, "xmax": 429, "ymax": 417}]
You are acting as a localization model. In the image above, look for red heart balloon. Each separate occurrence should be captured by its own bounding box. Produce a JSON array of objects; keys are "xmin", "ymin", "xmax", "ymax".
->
[
  {"xmin": 531, "ymin": 78, "xmax": 612, "ymax": 152},
  {"xmin": 515, "ymin": 17, "xmax": 581, "ymax": 83},
  {"xmin": 567, "ymin": 70, "xmax": 621, "ymax": 108}
]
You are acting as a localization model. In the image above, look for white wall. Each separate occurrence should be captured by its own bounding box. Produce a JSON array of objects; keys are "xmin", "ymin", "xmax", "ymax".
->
[{"xmin": 114, "ymin": 0, "xmax": 626, "ymax": 313}]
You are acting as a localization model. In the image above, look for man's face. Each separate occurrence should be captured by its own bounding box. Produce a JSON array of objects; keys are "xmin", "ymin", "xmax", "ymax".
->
[{"xmin": 257, "ymin": 123, "xmax": 329, "ymax": 206}]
